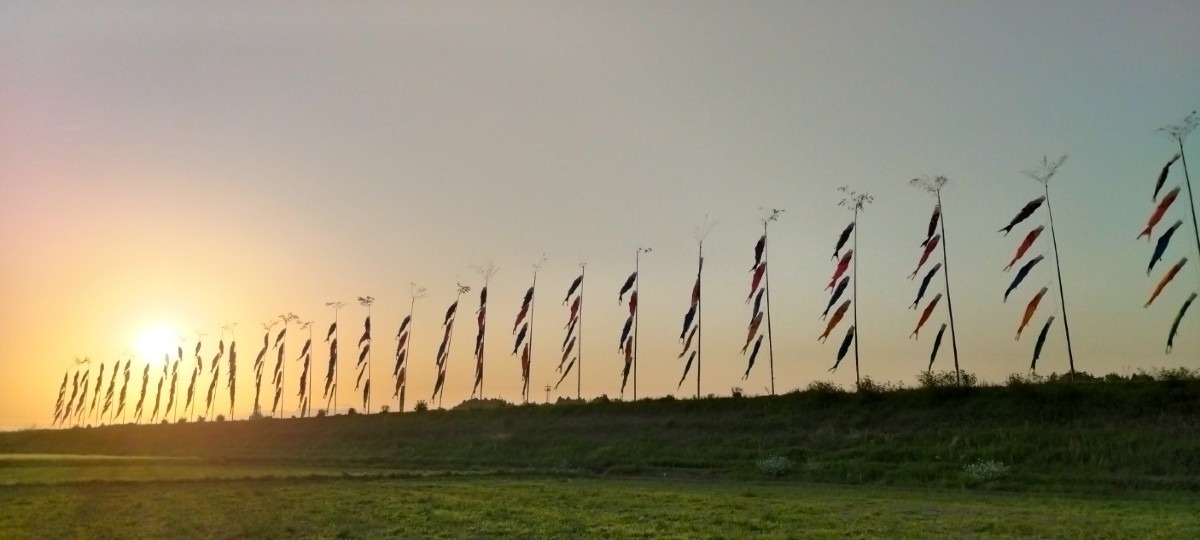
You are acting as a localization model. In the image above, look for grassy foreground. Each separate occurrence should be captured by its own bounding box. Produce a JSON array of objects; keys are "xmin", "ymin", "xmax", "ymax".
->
[
  {"xmin": 1, "ymin": 473, "xmax": 1197, "ymax": 539},
  {"xmin": 4, "ymin": 374, "xmax": 1199, "ymax": 493}
]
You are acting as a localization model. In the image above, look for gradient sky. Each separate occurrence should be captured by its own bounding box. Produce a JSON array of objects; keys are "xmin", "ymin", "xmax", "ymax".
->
[{"xmin": 3, "ymin": 1, "xmax": 1198, "ymax": 429}]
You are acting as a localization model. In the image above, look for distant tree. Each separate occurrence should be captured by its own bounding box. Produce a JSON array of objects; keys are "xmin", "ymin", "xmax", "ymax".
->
[
  {"xmin": 347, "ymin": 407, "xmax": 358, "ymax": 415},
  {"xmin": 414, "ymin": 400, "xmax": 429, "ymax": 413},
  {"xmin": 379, "ymin": 405, "xmax": 390, "ymax": 414},
  {"xmin": 216, "ymin": 414, "xmax": 226, "ymax": 422}
]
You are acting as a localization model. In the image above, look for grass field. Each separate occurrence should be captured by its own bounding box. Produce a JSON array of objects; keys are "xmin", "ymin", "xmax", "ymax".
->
[
  {"xmin": 3, "ymin": 374, "xmax": 1198, "ymax": 537},
  {"xmin": 1, "ymin": 467, "xmax": 1198, "ymax": 539}
]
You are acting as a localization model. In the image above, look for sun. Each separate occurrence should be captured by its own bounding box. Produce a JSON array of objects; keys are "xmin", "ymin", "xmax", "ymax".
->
[{"xmin": 136, "ymin": 324, "xmax": 179, "ymax": 362}]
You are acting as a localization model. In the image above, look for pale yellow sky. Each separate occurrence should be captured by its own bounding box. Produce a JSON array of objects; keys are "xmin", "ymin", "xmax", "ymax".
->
[{"xmin": 3, "ymin": 1, "xmax": 1199, "ymax": 429}]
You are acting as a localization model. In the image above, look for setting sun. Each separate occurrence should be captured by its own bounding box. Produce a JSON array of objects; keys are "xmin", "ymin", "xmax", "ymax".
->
[{"xmin": 135, "ymin": 325, "xmax": 179, "ymax": 362}]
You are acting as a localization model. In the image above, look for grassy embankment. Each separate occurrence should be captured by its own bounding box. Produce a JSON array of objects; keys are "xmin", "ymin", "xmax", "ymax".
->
[{"xmin": 4, "ymin": 372, "xmax": 1199, "ymax": 493}]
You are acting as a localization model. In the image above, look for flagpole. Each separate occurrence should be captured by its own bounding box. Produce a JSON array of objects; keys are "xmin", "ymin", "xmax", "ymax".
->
[
  {"xmin": 1163, "ymin": 112, "xmax": 1200, "ymax": 279},
  {"xmin": 306, "ymin": 323, "xmax": 313, "ymax": 417},
  {"xmin": 696, "ymin": 242, "xmax": 703, "ymax": 400},
  {"xmin": 762, "ymin": 218, "xmax": 777, "ymax": 396},
  {"xmin": 578, "ymin": 264, "xmax": 585, "ymax": 400},
  {"xmin": 633, "ymin": 249, "xmax": 640, "ymax": 401},
  {"xmin": 527, "ymin": 267, "xmax": 538, "ymax": 404},
  {"xmin": 936, "ymin": 189, "xmax": 963, "ymax": 385},
  {"xmin": 1021, "ymin": 156, "xmax": 1074, "ymax": 380},
  {"xmin": 851, "ymin": 207, "xmax": 861, "ymax": 388},
  {"xmin": 1043, "ymin": 183, "xmax": 1076, "ymax": 379},
  {"xmin": 325, "ymin": 301, "xmax": 344, "ymax": 415}
]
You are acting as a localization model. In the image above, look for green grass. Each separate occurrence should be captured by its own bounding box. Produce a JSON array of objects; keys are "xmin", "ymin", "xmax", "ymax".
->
[
  {"xmin": 5, "ymin": 374, "xmax": 1199, "ymax": 493},
  {"xmin": 1, "ymin": 475, "xmax": 1197, "ymax": 539}
]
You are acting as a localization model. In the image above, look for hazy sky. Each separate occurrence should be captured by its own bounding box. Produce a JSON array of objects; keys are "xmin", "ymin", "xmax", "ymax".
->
[{"xmin": 3, "ymin": 1, "xmax": 1198, "ymax": 429}]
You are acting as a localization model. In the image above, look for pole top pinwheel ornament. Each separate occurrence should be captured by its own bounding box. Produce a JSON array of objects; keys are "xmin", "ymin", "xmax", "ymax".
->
[
  {"xmin": 1151, "ymin": 110, "xmax": 1199, "ymax": 355},
  {"xmin": 908, "ymin": 175, "xmax": 962, "ymax": 383},
  {"xmin": 1000, "ymin": 154, "xmax": 1075, "ymax": 376}
]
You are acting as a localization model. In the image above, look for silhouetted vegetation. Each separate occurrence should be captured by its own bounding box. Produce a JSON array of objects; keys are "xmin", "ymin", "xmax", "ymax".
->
[{"xmin": 4, "ymin": 370, "xmax": 1199, "ymax": 493}]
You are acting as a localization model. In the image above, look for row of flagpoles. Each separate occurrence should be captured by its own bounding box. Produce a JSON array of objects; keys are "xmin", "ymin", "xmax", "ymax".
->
[{"xmin": 51, "ymin": 123, "xmax": 1200, "ymax": 426}]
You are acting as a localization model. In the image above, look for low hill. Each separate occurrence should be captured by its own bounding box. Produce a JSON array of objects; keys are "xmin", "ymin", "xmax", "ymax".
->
[{"xmin": 4, "ymin": 374, "xmax": 1199, "ymax": 492}]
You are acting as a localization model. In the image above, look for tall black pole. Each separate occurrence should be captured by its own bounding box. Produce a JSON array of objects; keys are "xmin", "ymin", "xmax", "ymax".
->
[
  {"xmin": 332, "ymin": 307, "xmax": 339, "ymax": 415},
  {"xmin": 633, "ymin": 250, "xmax": 640, "ymax": 401},
  {"xmin": 763, "ymin": 221, "xmax": 776, "ymax": 396},
  {"xmin": 851, "ymin": 208, "xmax": 861, "ymax": 388},
  {"xmin": 1043, "ymin": 184, "xmax": 1076, "ymax": 379},
  {"xmin": 696, "ymin": 242, "xmax": 703, "ymax": 400},
  {"xmin": 936, "ymin": 191, "xmax": 962, "ymax": 384},
  {"xmin": 527, "ymin": 269, "xmax": 537, "ymax": 404},
  {"xmin": 1178, "ymin": 139, "xmax": 1200, "ymax": 273},
  {"xmin": 577, "ymin": 265, "xmax": 585, "ymax": 400}
]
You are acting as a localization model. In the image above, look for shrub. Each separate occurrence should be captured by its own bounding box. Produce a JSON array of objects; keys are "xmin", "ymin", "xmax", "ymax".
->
[
  {"xmin": 347, "ymin": 408, "xmax": 358, "ymax": 416},
  {"xmin": 917, "ymin": 370, "xmax": 978, "ymax": 389},
  {"xmin": 414, "ymin": 400, "xmax": 429, "ymax": 413},
  {"xmin": 757, "ymin": 455, "xmax": 793, "ymax": 477},
  {"xmin": 316, "ymin": 409, "xmax": 327, "ymax": 417},
  {"xmin": 856, "ymin": 376, "xmax": 900, "ymax": 394},
  {"xmin": 730, "ymin": 387, "xmax": 744, "ymax": 399},
  {"xmin": 962, "ymin": 459, "xmax": 1010, "ymax": 484},
  {"xmin": 806, "ymin": 380, "xmax": 844, "ymax": 395}
]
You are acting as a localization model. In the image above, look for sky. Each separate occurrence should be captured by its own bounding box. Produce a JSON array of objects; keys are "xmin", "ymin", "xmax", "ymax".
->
[{"xmin": 2, "ymin": 1, "xmax": 1198, "ymax": 429}]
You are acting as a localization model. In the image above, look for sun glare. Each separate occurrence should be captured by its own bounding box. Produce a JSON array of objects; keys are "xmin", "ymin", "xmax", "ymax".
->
[{"xmin": 136, "ymin": 324, "xmax": 179, "ymax": 362}]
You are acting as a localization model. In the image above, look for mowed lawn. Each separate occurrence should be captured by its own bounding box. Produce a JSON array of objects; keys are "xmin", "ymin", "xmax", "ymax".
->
[{"xmin": 1, "ymin": 474, "xmax": 1197, "ymax": 539}]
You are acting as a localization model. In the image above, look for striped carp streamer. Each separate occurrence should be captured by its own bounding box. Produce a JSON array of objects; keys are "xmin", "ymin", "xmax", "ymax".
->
[
  {"xmin": 999, "ymin": 196, "xmax": 1045, "ymax": 236},
  {"xmin": 909, "ymin": 236, "xmax": 940, "ymax": 279},
  {"xmin": 1147, "ymin": 220, "xmax": 1183, "ymax": 275},
  {"xmin": 1166, "ymin": 293, "xmax": 1197, "ymax": 354},
  {"xmin": 831, "ymin": 326, "xmax": 855, "ymax": 372},
  {"xmin": 1153, "ymin": 154, "xmax": 1180, "ymax": 201},
  {"xmin": 819, "ymin": 300, "xmax": 851, "ymax": 342},
  {"xmin": 910, "ymin": 293, "xmax": 943, "ymax": 339},
  {"xmin": 831, "ymin": 223, "xmax": 853, "ymax": 260},
  {"xmin": 1030, "ymin": 316, "xmax": 1056, "ymax": 371},
  {"xmin": 1145, "ymin": 258, "xmax": 1187, "ymax": 308},
  {"xmin": 1005, "ymin": 226, "xmax": 1043, "ymax": 271},
  {"xmin": 911, "ymin": 263, "xmax": 941, "ymax": 309},
  {"xmin": 928, "ymin": 324, "xmax": 947, "ymax": 371},
  {"xmin": 1005, "ymin": 255, "xmax": 1044, "ymax": 302},
  {"xmin": 1017, "ymin": 287, "xmax": 1049, "ymax": 340}
]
